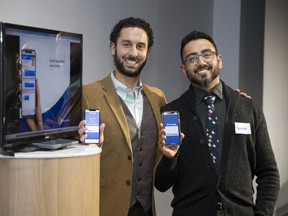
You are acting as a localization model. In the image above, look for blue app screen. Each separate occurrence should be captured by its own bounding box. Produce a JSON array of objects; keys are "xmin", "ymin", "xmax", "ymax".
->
[
  {"xmin": 85, "ymin": 110, "xmax": 100, "ymax": 142},
  {"xmin": 163, "ymin": 112, "xmax": 180, "ymax": 144}
]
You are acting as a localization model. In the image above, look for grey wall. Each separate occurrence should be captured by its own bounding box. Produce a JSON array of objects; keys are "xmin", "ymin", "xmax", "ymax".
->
[
  {"xmin": 0, "ymin": 0, "xmax": 241, "ymax": 120},
  {"xmin": 239, "ymin": 0, "xmax": 266, "ymax": 106},
  {"xmin": 0, "ymin": 0, "xmax": 285, "ymax": 215},
  {"xmin": 213, "ymin": 0, "xmax": 241, "ymax": 89},
  {"xmin": 153, "ymin": 0, "xmax": 214, "ymax": 102}
]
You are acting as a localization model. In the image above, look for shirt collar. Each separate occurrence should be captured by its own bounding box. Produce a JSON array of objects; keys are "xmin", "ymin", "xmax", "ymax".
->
[
  {"xmin": 212, "ymin": 81, "xmax": 223, "ymax": 100},
  {"xmin": 190, "ymin": 81, "xmax": 223, "ymax": 104},
  {"xmin": 110, "ymin": 71, "xmax": 143, "ymax": 98}
]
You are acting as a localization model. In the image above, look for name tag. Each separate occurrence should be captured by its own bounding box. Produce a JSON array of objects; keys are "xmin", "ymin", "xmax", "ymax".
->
[{"xmin": 235, "ymin": 122, "xmax": 251, "ymax": 134}]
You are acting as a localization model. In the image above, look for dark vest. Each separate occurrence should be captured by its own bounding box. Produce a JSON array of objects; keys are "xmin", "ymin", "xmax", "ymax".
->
[{"xmin": 120, "ymin": 94, "xmax": 158, "ymax": 211}]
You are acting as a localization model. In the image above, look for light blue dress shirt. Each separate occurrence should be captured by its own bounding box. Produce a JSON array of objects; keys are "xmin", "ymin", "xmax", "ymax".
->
[{"xmin": 111, "ymin": 72, "xmax": 143, "ymax": 128}]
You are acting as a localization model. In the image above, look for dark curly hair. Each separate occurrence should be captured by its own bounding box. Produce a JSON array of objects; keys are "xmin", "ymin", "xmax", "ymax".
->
[
  {"xmin": 180, "ymin": 31, "xmax": 218, "ymax": 62},
  {"xmin": 110, "ymin": 17, "xmax": 154, "ymax": 49}
]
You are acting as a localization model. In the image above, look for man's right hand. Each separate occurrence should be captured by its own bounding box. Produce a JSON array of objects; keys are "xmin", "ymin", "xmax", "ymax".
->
[
  {"xmin": 78, "ymin": 120, "xmax": 105, "ymax": 147},
  {"xmin": 158, "ymin": 123, "xmax": 184, "ymax": 158}
]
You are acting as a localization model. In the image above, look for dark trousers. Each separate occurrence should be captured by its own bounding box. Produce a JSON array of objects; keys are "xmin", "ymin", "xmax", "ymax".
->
[
  {"xmin": 128, "ymin": 201, "xmax": 152, "ymax": 216},
  {"xmin": 217, "ymin": 210, "xmax": 226, "ymax": 216}
]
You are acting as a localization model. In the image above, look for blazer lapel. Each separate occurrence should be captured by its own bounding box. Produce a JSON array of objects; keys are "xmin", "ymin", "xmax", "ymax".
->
[
  {"xmin": 101, "ymin": 76, "xmax": 132, "ymax": 151},
  {"xmin": 185, "ymin": 87, "xmax": 199, "ymax": 118}
]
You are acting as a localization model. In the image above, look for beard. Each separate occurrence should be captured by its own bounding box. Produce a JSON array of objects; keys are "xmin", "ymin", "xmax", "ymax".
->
[
  {"xmin": 187, "ymin": 65, "xmax": 220, "ymax": 87},
  {"xmin": 113, "ymin": 52, "xmax": 147, "ymax": 78}
]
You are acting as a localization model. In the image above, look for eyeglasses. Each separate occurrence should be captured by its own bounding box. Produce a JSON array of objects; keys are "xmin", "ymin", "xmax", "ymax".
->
[{"xmin": 183, "ymin": 50, "xmax": 217, "ymax": 65}]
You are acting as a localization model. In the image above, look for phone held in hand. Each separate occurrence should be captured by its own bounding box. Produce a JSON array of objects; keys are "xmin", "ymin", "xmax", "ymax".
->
[
  {"xmin": 84, "ymin": 109, "xmax": 100, "ymax": 144},
  {"xmin": 161, "ymin": 111, "xmax": 181, "ymax": 145}
]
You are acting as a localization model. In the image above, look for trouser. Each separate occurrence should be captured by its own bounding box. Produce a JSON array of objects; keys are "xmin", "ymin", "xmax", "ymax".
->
[
  {"xmin": 128, "ymin": 201, "xmax": 152, "ymax": 216},
  {"xmin": 217, "ymin": 210, "xmax": 226, "ymax": 216}
]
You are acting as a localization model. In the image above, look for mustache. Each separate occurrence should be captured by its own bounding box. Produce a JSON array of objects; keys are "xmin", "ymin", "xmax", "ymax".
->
[{"xmin": 125, "ymin": 55, "xmax": 139, "ymax": 62}]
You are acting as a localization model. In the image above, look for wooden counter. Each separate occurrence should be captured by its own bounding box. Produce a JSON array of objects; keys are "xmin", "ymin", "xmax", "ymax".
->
[{"xmin": 0, "ymin": 144, "xmax": 101, "ymax": 216}]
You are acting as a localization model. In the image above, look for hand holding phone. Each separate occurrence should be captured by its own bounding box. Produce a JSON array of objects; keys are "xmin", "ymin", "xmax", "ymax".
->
[
  {"xmin": 162, "ymin": 111, "xmax": 181, "ymax": 145},
  {"xmin": 84, "ymin": 109, "xmax": 100, "ymax": 144}
]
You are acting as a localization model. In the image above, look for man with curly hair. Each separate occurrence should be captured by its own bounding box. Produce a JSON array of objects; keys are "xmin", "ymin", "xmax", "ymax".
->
[{"xmin": 78, "ymin": 17, "xmax": 166, "ymax": 216}]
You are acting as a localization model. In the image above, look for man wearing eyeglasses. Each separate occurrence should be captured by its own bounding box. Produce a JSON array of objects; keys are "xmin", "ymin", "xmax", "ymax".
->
[{"xmin": 155, "ymin": 31, "xmax": 280, "ymax": 216}]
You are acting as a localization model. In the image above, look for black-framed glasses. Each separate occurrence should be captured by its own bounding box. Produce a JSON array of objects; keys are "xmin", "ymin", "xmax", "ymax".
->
[{"xmin": 183, "ymin": 50, "xmax": 217, "ymax": 65}]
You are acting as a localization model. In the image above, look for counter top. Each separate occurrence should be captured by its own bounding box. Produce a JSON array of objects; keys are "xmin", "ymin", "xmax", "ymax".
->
[{"xmin": 0, "ymin": 144, "xmax": 101, "ymax": 159}]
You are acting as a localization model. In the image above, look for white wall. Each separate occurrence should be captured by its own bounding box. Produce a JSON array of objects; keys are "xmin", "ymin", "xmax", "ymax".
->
[{"xmin": 264, "ymin": 0, "xmax": 288, "ymax": 214}]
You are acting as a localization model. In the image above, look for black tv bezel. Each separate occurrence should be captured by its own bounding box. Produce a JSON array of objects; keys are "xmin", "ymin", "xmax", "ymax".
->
[
  {"xmin": 0, "ymin": 22, "xmax": 83, "ymax": 155},
  {"xmin": 0, "ymin": 22, "xmax": 5, "ymax": 155}
]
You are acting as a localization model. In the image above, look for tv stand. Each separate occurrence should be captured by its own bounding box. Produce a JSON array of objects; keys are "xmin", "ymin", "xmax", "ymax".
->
[{"xmin": 0, "ymin": 147, "xmax": 14, "ymax": 156}]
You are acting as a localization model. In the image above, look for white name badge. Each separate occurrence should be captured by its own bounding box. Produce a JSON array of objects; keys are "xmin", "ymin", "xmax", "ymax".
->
[{"xmin": 235, "ymin": 122, "xmax": 251, "ymax": 134}]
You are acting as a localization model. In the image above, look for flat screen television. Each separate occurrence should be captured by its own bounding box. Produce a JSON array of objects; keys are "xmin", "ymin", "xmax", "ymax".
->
[{"xmin": 0, "ymin": 22, "xmax": 83, "ymax": 155}]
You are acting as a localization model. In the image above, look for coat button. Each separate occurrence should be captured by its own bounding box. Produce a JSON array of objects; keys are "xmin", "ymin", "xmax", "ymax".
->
[
  {"xmin": 126, "ymin": 180, "xmax": 131, "ymax": 186},
  {"xmin": 200, "ymin": 139, "xmax": 205, "ymax": 144},
  {"xmin": 127, "ymin": 155, "xmax": 132, "ymax": 160}
]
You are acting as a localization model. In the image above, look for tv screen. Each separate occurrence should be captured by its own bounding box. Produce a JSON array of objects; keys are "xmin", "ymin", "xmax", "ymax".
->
[{"xmin": 0, "ymin": 22, "xmax": 82, "ymax": 154}]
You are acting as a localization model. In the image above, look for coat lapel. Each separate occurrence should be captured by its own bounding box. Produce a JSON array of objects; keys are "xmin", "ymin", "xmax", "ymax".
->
[{"xmin": 101, "ymin": 76, "xmax": 132, "ymax": 151}]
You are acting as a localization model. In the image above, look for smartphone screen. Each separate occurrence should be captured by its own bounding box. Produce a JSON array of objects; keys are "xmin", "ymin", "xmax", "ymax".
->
[
  {"xmin": 85, "ymin": 109, "xmax": 100, "ymax": 143},
  {"xmin": 162, "ymin": 111, "xmax": 181, "ymax": 145},
  {"xmin": 20, "ymin": 49, "xmax": 36, "ymax": 117}
]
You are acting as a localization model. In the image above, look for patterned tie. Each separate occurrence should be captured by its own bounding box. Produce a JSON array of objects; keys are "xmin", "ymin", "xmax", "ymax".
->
[{"xmin": 203, "ymin": 95, "xmax": 220, "ymax": 171}]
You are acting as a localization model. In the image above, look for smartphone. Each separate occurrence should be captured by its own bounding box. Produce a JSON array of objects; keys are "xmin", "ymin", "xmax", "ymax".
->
[
  {"xmin": 84, "ymin": 109, "xmax": 100, "ymax": 144},
  {"xmin": 162, "ymin": 111, "xmax": 181, "ymax": 145},
  {"xmin": 20, "ymin": 49, "xmax": 36, "ymax": 117}
]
